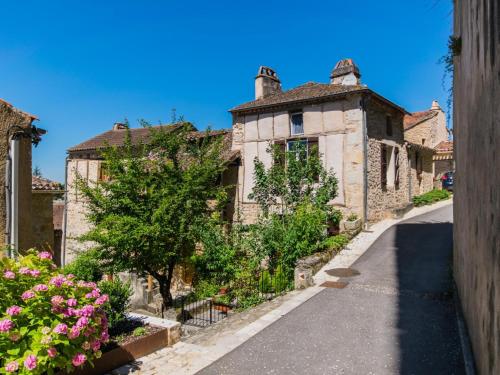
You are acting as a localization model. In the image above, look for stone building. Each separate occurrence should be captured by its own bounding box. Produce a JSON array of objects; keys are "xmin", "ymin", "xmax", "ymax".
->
[
  {"xmin": 453, "ymin": 0, "xmax": 499, "ymax": 374},
  {"xmin": 229, "ymin": 59, "xmax": 436, "ymax": 223},
  {"xmin": 0, "ymin": 98, "xmax": 42, "ymax": 253},
  {"xmin": 403, "ymin": 100, "xmax": 453, "ymax": 188},
  {"xmin": 63, "ymin": 123, "xmax": 238, "ymax": 264}
]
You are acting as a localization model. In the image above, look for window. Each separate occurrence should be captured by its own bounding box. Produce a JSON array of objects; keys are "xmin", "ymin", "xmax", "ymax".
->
[
  {"xmin": 287, "ymin": 139, "xmax": 308, "ymax": 160},
  {"xmin": 381, "ymin": 144, "xmax": 387, "ymax": 189},
  {"xmin": 290, "ymin": 112, "xmax": 304, "ymax": 135},
  {"xmin": 386, "ymin": 115, "xmax": 393, "ymax": 137},
  {"xmin": 422, "ymin": 138, "xmax": 426, "ymax": 145}
]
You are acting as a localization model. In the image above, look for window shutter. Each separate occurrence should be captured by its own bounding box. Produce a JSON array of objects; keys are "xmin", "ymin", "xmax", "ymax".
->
[
  {"xmin": 381, "ymin": 144, "xmax": 387, "ymax": 188},
  {"xmin": 274, "ymin": 140, "xmax": 286, "ymax": 166}
]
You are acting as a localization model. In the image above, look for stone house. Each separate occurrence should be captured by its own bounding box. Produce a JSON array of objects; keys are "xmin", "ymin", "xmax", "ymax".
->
[
  {"xmin": 0, "ymin": 98, "xmax": 44, "ymax": 254},
  {"xmin": 63, "ymin": 123, "xmax": 238, "ymax": 265},
  {"xmin": 403, "ymin": 101, "xmax": 453, "ymax": 188},
  {"xmin": 229, "ymin": 59, "xmax": 436, "ymax": 223}
]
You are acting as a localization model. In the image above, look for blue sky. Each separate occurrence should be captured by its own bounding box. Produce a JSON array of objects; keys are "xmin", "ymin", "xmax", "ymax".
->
[{"xmin": 0, "ymin": 0, "xmax": 452, "ymax": 182}]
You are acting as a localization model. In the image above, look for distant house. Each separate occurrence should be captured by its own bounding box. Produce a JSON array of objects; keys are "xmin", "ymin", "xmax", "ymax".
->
[
  {"xmin": 0, "ymin": 98, "xmax": 45, "ymax": 254},
  {"xmin": 229, "ymin": 59, "xmax": 440, "ymax": 223},
  {"xmin": 31, "ymin": 175, "xmax": 64, "ymax": 260},
  {"xmin": 63, "ymin": 123, "xmax": 238, "ymax": 264},
  {"xmin": 403, "ymin": 101, "xmax": 453, "ymax": 189}
]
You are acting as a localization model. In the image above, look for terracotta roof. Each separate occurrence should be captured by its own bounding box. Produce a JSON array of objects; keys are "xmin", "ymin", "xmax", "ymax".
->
[
  {"xmin": 434, "ymin": 140, "xmax": 453, "ymax": 152},
  {"xmin": 230, "ymin": 82, "xmax": 368, "ymax": 112},
  {"xmin": 0, "ymin": 98, "xmax": 38, "ymax": 120},
  {"xmin": 32, "ymin": 176, "xmax": 63, "ymax": 191},
  {"xmin": 68, "ymin": 123, "xmax": 193, "ymax": 152},
  {"xmin": 404, "ymin": 110, "xmax": 438, "ymax": 130},
  {"xmin": 53, "ymin": 201, "xmax": 64, "ymax": 230}
]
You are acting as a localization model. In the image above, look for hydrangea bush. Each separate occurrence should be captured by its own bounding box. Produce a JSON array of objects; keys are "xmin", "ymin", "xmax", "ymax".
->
[{"xmin": 0, "ymin": 251, "xmax": 110, "ymax": 374}]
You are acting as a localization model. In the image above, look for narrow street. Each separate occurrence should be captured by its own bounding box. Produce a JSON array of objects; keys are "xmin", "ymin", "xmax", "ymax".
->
[{"xmin": 198, "ymin": 205, "xmax": 465, "ymax": 374}]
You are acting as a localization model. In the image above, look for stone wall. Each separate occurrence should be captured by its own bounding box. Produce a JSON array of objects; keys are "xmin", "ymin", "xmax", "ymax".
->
[
  {"xmin": 405, "ymin": 110, "xmax": 447, "ymax": 148},
  {"xmin": 453, "ymin": 1, "xmax": 499, "ymax": 374},
  {"xmin": 31, "ymin": 192, "xmax": 55, "ymax": 251},
  {"xmin": 366, "ymin": 100, "xmax": 411, "ymax": 222},
  {"xmin": 407, "ymin": 147, "xmax": 434, "ymax": 197},
  {"xmin": 64, "ymin": 157, "xmax": 100, "ymax": 263},
  {"xmin": 0, "ymin": 101, "xmax": 34, "ymax": 252}
]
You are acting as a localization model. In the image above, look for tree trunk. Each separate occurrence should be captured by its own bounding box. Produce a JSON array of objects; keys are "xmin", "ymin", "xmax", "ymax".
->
[{"xmin": 156, "ymin": 260, "xmax": 176, "ymax": 309}]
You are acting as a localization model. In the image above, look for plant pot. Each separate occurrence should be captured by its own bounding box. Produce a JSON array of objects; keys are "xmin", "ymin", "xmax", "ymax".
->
[
  {"xmin": 344, "ymin": 218, "xmax": 361, "ymax": 231},
  {"xmin": 69, "ymin": 327, "xmax": 170, "ymax": 375},
  {"xmin": 219, "ymin": 287, "xmax": 228, "ymax": 295},
  {"xmin": 214, "ymin": 304, "xmax": 231, "ymax": 313}
]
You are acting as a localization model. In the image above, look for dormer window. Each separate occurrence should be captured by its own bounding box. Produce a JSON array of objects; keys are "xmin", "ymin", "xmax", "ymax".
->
[{"xmin": 290, "ymin": 112, "xmax": 304, "ymax": 135}]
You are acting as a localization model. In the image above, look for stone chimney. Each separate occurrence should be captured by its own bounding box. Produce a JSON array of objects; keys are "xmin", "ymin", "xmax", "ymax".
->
[
  {"xmin": 431, "ymin": 100, "xmax": 442, "ymax": 111},
  {"xmin": 330, "ymin": 58, "xmax": 361, "ymax": 85},
  {"xmin": 255, "ymin": 66, "xmax": 281, "ymax": 100},
  {"xmin": 112, "ymin": 122, "xmax": 127, "ymax": 130}
]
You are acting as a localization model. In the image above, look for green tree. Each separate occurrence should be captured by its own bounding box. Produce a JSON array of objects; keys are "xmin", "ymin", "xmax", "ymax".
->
[
  {"xmin": 33, "ymin": 165, "xmax": 42, "ymax": 177},
  {"xmin": 76, "ymin": 122, "xmax": 228, "ymax": 307}
]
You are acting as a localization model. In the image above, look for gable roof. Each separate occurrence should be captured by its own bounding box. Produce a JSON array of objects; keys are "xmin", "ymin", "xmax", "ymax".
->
[
  {"xmin": 404, "ymin": 110, "xmax": 438, "ymax": 130},
  {"xmin": 230, "ymin": 82, "xmax": 366, "ymax": 112},
  {"xmin": 32, "ymin": 176, "xmax": 63, "ymax": 192},
  {"xmin": 68, "ymin": 123, "xmax": 195, "ymax": 152},
  {"xmin": 0, "ymin": 98, "xmax": 38, "ymax": 120},
  {"xmin": 230, "ymin": 82, "xmax": 409, "ymax": 115}
]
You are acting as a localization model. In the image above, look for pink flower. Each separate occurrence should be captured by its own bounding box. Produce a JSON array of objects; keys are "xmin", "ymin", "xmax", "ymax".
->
[
  {"xmin": 101, "ymin": 330, "xmax": 109, "ymax": 342},
  {"xmin": 24, "ymin": 355, "xmax": 37, "ymax": 371},
  {"xmin": 0, "ymin": 319, "xmax": 14, "ymax": 332},
  {"xmin": 51, "ymin": 295, "xmax": 65, "ymax": 306},
  {"xmin": 91, "ymin": 340, "xmax": 101, "ymax": 352},
  {"xmin": 5, "ymin": 361, "xmax": 18, "ymax": 373},
  {"xmin": 67, "ymin": 298, "xmax": 77, "ymax": 307},
  {"xmin": 38, "ymin": 251, "xmax": 52, "ymax": 260},
  {"xmin": 72, "ymin": 353, "xmax": 86, "ymax": 367},
  {"xmin": 64, "ymin": 279, "xmax": 75, "ymax": 286},
  {"xmin": 63, "ymin": 307, "xmax": 76, "ymax": 317},
  {"xmin": 80, "ymin": 305, "xmax": 95, "ymax": 317},
  {"xmin": 30, "ymin": 269, "xmax": 41, "ymax": 277},
  {"xmin": 33, "ymin": 284, "xmax": 48, "ymax": 292},
  {"xmin": 19, "ymin": 267, "xmax": 31, "ymax": 275},
  {"xmin": 3, "ymin": 270, "xmax": 15, "ymax": 279},
  {"xmin": 49, "ymin": 275, "xmax": 66, "ymax": 287},
  {"xmin": 68, "ymin": 326, "xmax": 81, "ymax": 339},
  {"xmin": 76, "ymin": 316, "xmax": 89, "ymax": 329},
  {"xmin": 21, "ymin": 290, "xmax": 35, "ymax": 300},
  {"xmin": 47, "ymin": 347, "xmax": 58, "ymax": 358},
  {"xmin": 95, "ymin": 294, "xmax": 109, "ymax": 305},
  {"xmin": 66, "ymin": 273, "xmax": 75, "ymax": 279},
  {"xmin": 53, "ymin": 323, "xmax": 68, "ymax": 335},
  {"xmin": 6, "ymin": 305, "xmax": 22, "ymax": 316}
]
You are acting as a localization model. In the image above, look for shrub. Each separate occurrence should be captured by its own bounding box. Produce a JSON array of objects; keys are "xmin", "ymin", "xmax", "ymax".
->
[
  {"xmin": 0, "ymin": 251, "xmax": 109, "ymax": 374},
  {"xmin": 346, "ymin": 213, "xmax": 358, "ymax": 222},
  {"xmin": 98, "ymin": 279, "xmax": 132, "ymax": 333},
  {"xmin": 63, "ymin": 249, "xmax": 103, "ymax": 283},
  {"xmin": 412, "ymin": 189, "xmax": 451, "ymax": 207},
  {"xmin": 322, "ymin": 234, "xmax": 349, "ymax": 252}
]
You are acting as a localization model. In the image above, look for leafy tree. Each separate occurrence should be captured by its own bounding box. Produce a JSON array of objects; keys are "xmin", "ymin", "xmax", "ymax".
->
[
  {"xmin": 76, "ymin": 123, "xmax": 227, "ymax": 307},
  {"xmin": 249, "ymin": 142, "xmax": 339, "ymax": 216},
  {"xmin": 33, "ymin": 165, "xmax": 42, "ymax": 177}
]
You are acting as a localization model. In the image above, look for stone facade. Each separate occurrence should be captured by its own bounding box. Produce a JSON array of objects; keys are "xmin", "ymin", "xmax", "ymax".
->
[
  {"xmin": 31, "ymin": 192, "xmax": 55, "ymax": 251},
  {"xmin": 230, "ymin": 61, "xmax": 432, "ymax": 225},
  {"xmin": 0, "ymin": 99, "xmax": 37, "ymax": 252},
  {"xmin": 453, "ymin": 1, "xmax": 499, "ymax": 374}
]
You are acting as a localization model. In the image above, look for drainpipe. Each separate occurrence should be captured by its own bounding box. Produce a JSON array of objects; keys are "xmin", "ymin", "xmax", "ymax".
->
[
  {"xmin": 361, "ymin": 94, "xmax": 369, "ymax": 229},
  {"xmin": 4, "ymin": 153, "xmax": 11, "ymax": 255},
  {"xmin": 61, "ymin": 155, "xmax": 69, "ymax": 266},
  {"xmin": 9, "ymin": 137, "xmax": 20, "ymax": 255}
]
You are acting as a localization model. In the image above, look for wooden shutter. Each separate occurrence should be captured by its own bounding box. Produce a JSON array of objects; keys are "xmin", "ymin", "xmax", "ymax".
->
[
  {"xmin": 381, "ymin": 144, "xmax": 387, "ymax": 189},
  {"xmin": 308, "ymin": 137, "xmax": 319, "ymax": 181}
]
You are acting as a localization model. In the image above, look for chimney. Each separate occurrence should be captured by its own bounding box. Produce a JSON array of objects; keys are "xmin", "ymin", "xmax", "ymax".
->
[
  {"xmin": 431, "ymin": 100, "xmax": 441, "ymax": 111},
  {"xmin": 255, "ymin": 66, "xmax": 281, "ymax": 100},
  {"xmin": 330, "ymin": 58, "xmax": 361, "ymax": 85},
  {"xmin": 112, "ymin": 122, "xmax": 127, "ymax": 131}
]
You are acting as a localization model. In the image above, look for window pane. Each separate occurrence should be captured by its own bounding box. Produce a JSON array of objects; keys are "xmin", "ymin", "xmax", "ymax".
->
[{"xmin": 291, "ymin": 113, "xmax": 304, "ymax": 135}]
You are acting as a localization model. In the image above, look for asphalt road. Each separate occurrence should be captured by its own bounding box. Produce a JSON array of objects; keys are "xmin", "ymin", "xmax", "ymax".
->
[{"xmin": 197, "ymin": 204, "xmax": 465, "ymax": 375}]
